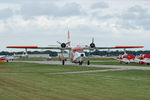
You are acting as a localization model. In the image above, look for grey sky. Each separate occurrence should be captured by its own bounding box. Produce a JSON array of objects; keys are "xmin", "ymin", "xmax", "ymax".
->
[{"xmin": 0, "ymin": 0, "xmax": 150, "ymax": 51}]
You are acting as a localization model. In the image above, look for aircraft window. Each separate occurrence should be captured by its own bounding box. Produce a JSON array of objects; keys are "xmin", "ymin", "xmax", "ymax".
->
[{"xmin": 76, "ymin": 50, "xmax": 83, "ymax": 53}]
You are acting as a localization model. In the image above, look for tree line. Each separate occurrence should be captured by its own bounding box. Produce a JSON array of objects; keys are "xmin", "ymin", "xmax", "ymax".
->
[
  {"xmin": 1, "ymin": 50, "xmax": 150, "ymax": 57},
  {"xmin": 0, "ymin": 50, "xmax": 58, "ymax": 57},
  {"xmin": 89, "ymin": 50, "xmax": 150, "ymax": 56}
]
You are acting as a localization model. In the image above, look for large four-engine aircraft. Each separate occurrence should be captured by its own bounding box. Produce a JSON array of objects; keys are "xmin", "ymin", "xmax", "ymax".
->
[{"xmin": 7, "ymin": 31, "xmax": 144, "ymax": 65}]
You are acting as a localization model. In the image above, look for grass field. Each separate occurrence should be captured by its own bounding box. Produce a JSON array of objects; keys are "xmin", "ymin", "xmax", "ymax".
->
[
  {"xmin": 0, "ymin": 62, "xmax": 150, "ymax": 100},
  {"xmin": 14, "ymin": 57, "xmax": 116, "ymax": 61},
  {"xmin": 14, "ymin": 57, "xmax": 48, "ymax": 61},
  {"xmin": 0, "ymin": 62, "xmax": 109, "ymax": 73}
]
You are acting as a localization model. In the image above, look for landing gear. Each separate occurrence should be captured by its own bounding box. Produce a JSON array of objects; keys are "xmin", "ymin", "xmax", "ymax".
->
[
  {"xmin": 62, "ymin": 60, "xmax": 65, "ymax": 65},
  {"xmin": 87, "ymin": 60, "xmax": 90, "ymax": 65},
  {"xmin": 119, "ymin": 61, "xmax": 122, "ymax": 64},
  {"xmin": 79, "ymin": 61, "xmax": 83, "ymax": 65}
]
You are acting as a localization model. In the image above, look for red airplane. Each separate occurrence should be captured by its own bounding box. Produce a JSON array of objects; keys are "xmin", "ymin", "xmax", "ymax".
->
[
  {"xmin": 118, "ymin": 54, "xmax": 140, "ymax": 64},
  {"xmin": 0, "ymin": 56, "xmax": 9, "ymax": 62},
  {"xmin": 139, "ymin": 54, "xmax": 150, "ymax": 65}
]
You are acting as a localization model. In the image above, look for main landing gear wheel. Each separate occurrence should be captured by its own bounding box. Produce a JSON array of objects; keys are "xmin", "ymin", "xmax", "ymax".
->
[
  {"xmin": 79, "ymin": 61, "xmax": 83, "ymax": 65},
  {"xmin": 62, "ymin": 60, "xmax": 65, "ymax": 65},
  {"xmin": 87, "ymin": 60, "xmax": 90, "ymax": 65}
]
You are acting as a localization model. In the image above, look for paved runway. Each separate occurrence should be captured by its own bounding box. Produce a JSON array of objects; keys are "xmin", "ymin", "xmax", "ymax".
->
[{"xmin": 11, "ymin": 61, "xmax": 150, "ymax": 71}]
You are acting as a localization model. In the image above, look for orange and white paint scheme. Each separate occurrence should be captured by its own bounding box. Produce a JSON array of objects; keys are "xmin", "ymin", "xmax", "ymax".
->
[{"xmin": 7, "ymin": 31, "xmax": 144, "ymax": 65}]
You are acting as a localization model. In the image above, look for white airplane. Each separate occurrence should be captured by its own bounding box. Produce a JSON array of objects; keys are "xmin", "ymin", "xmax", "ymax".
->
[{"xmin": 7, "ymin": 31, "xmax": 144, "ymax": 65}]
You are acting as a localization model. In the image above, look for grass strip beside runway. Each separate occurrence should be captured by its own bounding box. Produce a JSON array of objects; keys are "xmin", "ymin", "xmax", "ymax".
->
[{"xmin": 0, "ymin": 62, "xmax": 150, "ymax": 100}]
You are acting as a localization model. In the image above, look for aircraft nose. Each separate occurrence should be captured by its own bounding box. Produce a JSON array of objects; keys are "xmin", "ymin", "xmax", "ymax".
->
[{"xmin": 81, "ymin": 54, "xmax": 84, "ymax": 57}]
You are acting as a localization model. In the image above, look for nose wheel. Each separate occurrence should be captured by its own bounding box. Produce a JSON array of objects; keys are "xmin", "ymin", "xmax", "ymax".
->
[
  {"xmin": 79, "ymin": 61, "xmax": 83, "ymax": 65},
  {"xmin": 87, "ymin": 60, "xmax": 90, "ymax": 65}
]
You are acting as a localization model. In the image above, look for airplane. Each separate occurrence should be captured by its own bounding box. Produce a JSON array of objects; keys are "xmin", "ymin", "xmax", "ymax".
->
[
  {"xmin": 13, "ymin": 52, "xmax": 28, "ymax": 58},
  {"xmin": 139, "ymin": 54, "xmax": 150, "ymax": 65},
  {"xmin": 0, "ymin": 56, "xmax": 9, "ymax": 62},
  {"xmin": 7, "ymin": 31, "xmax": 144, "ymax": 65},
  {"xmin": 118, "ymin": 54, "xmax": 140, "ymax": 64}
]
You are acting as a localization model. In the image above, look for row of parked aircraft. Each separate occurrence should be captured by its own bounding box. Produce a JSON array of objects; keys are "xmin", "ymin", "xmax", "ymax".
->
[
  {"xmin": 118, "ymin": 54, "xmax": 150, "ymax": 65},
  {"xmin": 0, "ymin": 54, "xmax": 21, "ymax": 62},
  {"xmin": 1, "ymin": 30, "xmax": 149, "ymax": 65}
]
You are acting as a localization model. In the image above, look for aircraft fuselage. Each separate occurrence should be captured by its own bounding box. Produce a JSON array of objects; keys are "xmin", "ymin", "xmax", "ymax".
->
[{"xmin": 69, "ymin": 47, "xmax": 86, "ymax": 64}]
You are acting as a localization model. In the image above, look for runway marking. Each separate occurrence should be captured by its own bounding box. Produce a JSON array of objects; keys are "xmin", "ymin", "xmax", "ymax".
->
[{"xmin": 48, "ymin": 69, "xmax": 126, "ymax": 75}]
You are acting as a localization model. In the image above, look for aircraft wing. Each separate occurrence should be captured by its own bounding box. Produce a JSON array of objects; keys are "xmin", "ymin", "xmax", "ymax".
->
[
  {"xmin": 7, "ymin": 46, "xmax": 72, "ymax": 50},
  {"xmin": 7, "ymin": 45, "xmax": 144, "ymax": 50},
  {"xmin": 97, "ymin": 46, "xmax": 144, "ymax": 49},
  {"xmin": 83, "ymin": 46, "xmax": 144, "ymax": 50}
]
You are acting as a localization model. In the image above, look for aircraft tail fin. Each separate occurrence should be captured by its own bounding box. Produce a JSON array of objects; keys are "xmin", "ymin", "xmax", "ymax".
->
[{"xmin": 68, "ymin": 30, "xmax": 71, "ymax": 46}]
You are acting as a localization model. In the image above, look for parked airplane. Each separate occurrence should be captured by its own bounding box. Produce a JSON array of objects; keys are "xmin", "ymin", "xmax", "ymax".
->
[
  {"xmin": 139, "ymin": 54, "xmax": 150, "ymax": 65},
  {"xmin": 0, "ymin": 56, "xmax": 9, "ymax": 62},
  {"xmin": 13, "ymin": 53, "xmax": 28, "ymax": 58},
  {"xmin": 7, "ymin": 31, "xmax": 144, "ymax": 65},
  {"xmin": 118, "ymin": 54, "xmax": 140, "ymax": 64}
]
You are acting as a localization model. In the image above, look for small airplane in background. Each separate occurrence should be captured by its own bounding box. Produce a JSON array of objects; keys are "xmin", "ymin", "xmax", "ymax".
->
[
  {"xmin": 0, "ymin": 56, "xmax": 9, "ymax": 62},
  {"xmin": 0, "ymin": 53, "xmax": 26, "ymax": 62},
  {"xmin": 118, "ymin": 53, "xmax": 150, "ymax": 65},
  {"xmin": 118, "ymin": 54, "xmax": 140, "ymax": 64},
  {"xmin": 139, "ymin": 54, "xmax": 150, "ymax": 65},
  {"xmin": 7, "ymin": 31, "xmax": 144, "ymax": 65},
  {"xmin": 13, "ymin": 52, "xmax": 28, "ymax": 58}
]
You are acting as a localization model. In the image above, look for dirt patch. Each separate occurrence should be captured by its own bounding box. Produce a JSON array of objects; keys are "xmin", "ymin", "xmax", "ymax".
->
[{"xmin": 0, "ymin": 67, "xmax": 5, "ymax": 69}]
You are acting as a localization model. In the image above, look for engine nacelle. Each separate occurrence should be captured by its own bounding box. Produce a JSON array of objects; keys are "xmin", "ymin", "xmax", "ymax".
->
[
  {"xmin": 61, "ymin": 43, "xmax": 66, "ymax": 48},
  {"xmin": 90, "ymin": 43, "xmax": 95, "ymax": 48}
]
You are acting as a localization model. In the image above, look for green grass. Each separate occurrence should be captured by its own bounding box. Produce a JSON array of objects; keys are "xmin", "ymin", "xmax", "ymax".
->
[
  {"xmin": 0, "ymin": 70, "xmax": 150, "ymax": 100},
  {"xmin": 91, "ymin": 61, "xmax": 150, "ymax": 67},
  {"xmin": 0, "ymin": 62, "xmax": 108, "ymax": 73},
  {"xmin": 0, "ymin": 63, "xmax": 150, "ymax": 100},
  {"xmin": 14, "ymin": 57, "xmax": 68, "ymax": 61},
  {"xmin": 14, "ymin": 57, "xmax": 47, "ymax": 61}
]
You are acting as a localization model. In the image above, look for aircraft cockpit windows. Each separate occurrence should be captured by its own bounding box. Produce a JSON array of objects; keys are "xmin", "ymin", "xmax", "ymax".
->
[{"xmin": 76, "ymin": 50, "xmax": 83, "ymax": 53}]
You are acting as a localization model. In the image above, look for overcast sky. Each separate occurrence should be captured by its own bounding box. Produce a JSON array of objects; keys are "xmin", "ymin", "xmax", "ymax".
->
[{"xmin": 0, "ymin": 0, "xmax": 150, "ymax": 51}]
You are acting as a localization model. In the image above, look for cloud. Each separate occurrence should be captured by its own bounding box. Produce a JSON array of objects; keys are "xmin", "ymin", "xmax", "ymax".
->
[
  {"xmin": 20, "ymin": 2, "xmax": 85, "ymax": 18},
  {"xmin": 59, "ymin": 3, "xmax": 86, "ymax": 17},
  {"xmin": 0, "ymin": 0, "xmax": 60, "ymax": 3},
  {"xmin": 120, "ymin": 5, "xmax": 150, "ymax": 30},
  {"xmin": 91, "ymin": 2, "xmax": 109, "ymax": 9},
  {"xmin": 0, "ymin": 8, "xmax": 14, "ymax": 19}
]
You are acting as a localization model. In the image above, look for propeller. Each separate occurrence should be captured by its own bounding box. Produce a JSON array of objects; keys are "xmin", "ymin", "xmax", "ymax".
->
[{"xmin": 57, "ymin": 41, "xmax": 70, "ymax": 48}]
